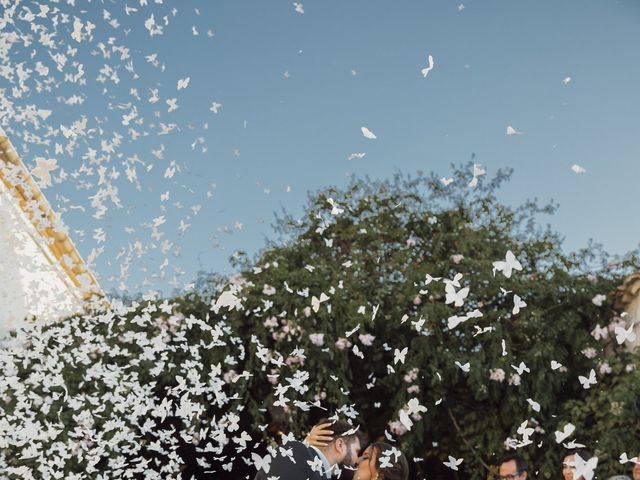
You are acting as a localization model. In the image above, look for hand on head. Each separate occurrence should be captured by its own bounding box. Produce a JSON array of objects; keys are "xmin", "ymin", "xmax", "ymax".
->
[
  {"xmin": 307, "ymin": 418, "xmax": 362, "ymax": 468},
  {"xmin": 305, "ymin": 422, "xmax": 334, "ymax": 448}
]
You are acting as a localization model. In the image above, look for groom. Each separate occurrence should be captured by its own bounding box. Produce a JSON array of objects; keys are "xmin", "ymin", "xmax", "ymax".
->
[{"xmin": 254, "ymin": 418, "xmax": 362, "ymax": 480}]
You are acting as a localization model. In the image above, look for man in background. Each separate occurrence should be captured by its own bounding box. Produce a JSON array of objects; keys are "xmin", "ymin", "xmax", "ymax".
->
[{"xmin": 498, "ymin": 454, "xmax": 529, "ymax": 480}]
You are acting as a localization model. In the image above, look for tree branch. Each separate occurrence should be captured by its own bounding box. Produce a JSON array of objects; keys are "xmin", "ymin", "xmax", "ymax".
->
[{"xmin": 447, "ymin": 407, "xmax": 490, "ymax": 471}]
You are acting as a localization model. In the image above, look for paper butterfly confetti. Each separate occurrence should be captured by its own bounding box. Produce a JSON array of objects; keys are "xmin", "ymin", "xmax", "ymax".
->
[
  {"xmin": 421, "ymin": 54, "xmax": 435, "ymax": 77},
  {"xmin": 554, "ymin": 423, "xmax": 576, "ymax": 443},
  {"xmin": 492, "ymin": 250, "xmax": 522, "ymax": 278},
  {"xmin": 361, "ymin": 126, "xmax": 377, "ymax": 139},
  {"xmin": 578, "ymin": 369, "xmax": 597, "ymax": 389},
  {"xmin": 444, "ymin": 456, "xmax": 464, "ymax": 471}
]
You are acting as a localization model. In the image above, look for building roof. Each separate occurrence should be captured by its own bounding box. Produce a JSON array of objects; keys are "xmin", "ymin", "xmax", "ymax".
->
[
  {"xmin": 0, "ymin": 134, "xmax": 102, "ymax": 300},
  {"xmin": 613, "ymin": 271, "xmax": 640, "ymax": 312}
]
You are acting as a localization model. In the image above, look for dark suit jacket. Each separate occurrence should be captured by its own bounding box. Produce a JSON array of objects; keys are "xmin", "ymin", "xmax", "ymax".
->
[{"xmin": 254, "ymin": 440, "xmax": 326, "ymax": 480}]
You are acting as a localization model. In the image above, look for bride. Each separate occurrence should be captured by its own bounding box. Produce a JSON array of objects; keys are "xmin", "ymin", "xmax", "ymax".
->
[{"xmin": 307, "ymin": 422, "xmax": 410, "ymax": 480}]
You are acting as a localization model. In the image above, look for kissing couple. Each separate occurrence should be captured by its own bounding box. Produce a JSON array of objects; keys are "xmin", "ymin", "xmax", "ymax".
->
[{"xmin": 254, "ymin": 417, "xmax": 409, "ymax": 480}]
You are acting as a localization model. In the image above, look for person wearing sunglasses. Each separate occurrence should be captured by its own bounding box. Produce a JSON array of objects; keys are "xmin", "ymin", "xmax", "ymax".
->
[{"xmin": 497, "ymin": 454, "xmax": 529, "ymax": 480}]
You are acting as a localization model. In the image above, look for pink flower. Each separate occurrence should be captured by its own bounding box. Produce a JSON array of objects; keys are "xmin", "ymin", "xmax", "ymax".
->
[
  {"xmin": 489, "ymin": 368, "xmax": 506, "ymax": 382},
  {"xmin": 582, "ymin": 347, "xmax": 597, "ymax": 359},
  {"xmin": 625, "ymin": 363, "xmax": 636, "ymax": 373},
  {"xmin": 598, "ymin": 361, "xmax": 612, "ymax": 375},
  {"xmin": 591, "ymin": 324, "xmax": 608, "ymax": 341},
  {"xmin": 407, "ymin": 385, "xmax": 420, "ymax": 394},
  {"xmin": 285, "ymin": 356, "xmax": 304, "ymax": 366},
  {"xmin": 403, "ymin": 368, "xmax": 419, "ymax": 383},
  {"xmin": 262, "ymin": 284, "xmax": 276, "ymax": 296},
  {"xmin": 313, "ymin": 391, "xmax": 327, "ymax": 401},
  {"xmin": 263, "ymin": 316, "xmax": 278, "ymax": 329},
  {"xmin": 358, "ymin": 333, "xmax": 375, "ymax": 346},
  {"xmin": 309, "ymin": 333, "xmax": 325, "ymax": 346},
  {"xmin": 223, "ymin": 370, "xmax": 237, "ymax": 383},
  {"xmin": 335, "ymin": 338, "xmax": 352, "ymax": 350},
  {"xmin": 413, "ymin": 295, "xmax": 422, "ymax": 305},
  {"xmin": 389, "ymin": 420, "xmax": 408, "ymax": 436},
  {"xmin": 303, "ymin": 306, "xmax": 312, "ymax": 317},
  {"xmin": 508, "ymin": 373, "xmax": 521, "ymax": 386},
  {"xmin": 591, "ymin": 294, "xmax": 607, "ymax": 306}
]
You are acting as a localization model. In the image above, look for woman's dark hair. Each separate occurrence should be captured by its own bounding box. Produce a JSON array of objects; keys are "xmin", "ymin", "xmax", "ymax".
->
[
  {"xmin": 370, "ymin": 442, "xmax": 409, "ymax": 480},
  {"xmin": 564, "ymin": 449, "xmax": 593, "ymax": 463}
]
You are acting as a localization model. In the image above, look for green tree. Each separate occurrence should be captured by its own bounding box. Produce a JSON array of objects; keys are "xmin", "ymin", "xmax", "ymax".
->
[
  {"xmin": 1, "ymin": 165, "xmax": 638, "ymax": 480},
  {"xmin": 225, "ymin": 165, "xmax": 639, "ymax": 479}
]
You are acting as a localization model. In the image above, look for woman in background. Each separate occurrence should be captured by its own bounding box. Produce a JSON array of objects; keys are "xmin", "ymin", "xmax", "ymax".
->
[{"xmin": 562, "ymin": 449, "xmax": 594, "ymax": 480}]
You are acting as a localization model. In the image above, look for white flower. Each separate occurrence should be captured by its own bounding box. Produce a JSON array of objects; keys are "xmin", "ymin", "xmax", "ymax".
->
[
  {"xmin": 508, "ymin": 373, "xmax": 521, "ymax": 386},
  {"xmin": 389, "ymin": 420, "xmax": 408, "ymax": 436},
  {"xmin": 610, "ymin": 401, "xmax": 623, "ymax": 416},
  {"xmin": 309, "ymin": 333, "xmax": 324, "ymax": 346},
  {"xmin": 262, "ymin": 284, "xmax": 276, "ymax": 296},
  {"xmin": 591, "ymin": 324, "xmax": 608, "ymax": 341},
  {"xmin": 358, "ymin": 333, "xmax": 375, "ymax": 346},
  {"xmin": 489, "ymin": 368, "xmax": 506, "ymax": 382},
  {"xmin": 598, "ymin": 362, "xmax": 612, "ymax": 375},
  {"xmin": 451, "ymin": 254, "xmax": 464, "ymax": 264},
  {"xmin": 591, "ymin": 294, "xmax": 607, "ymax": 306},
  {"xmin": 263, "ymin": 316, "xmax": 278, "ymax": 329},
  {"xmin": 403, "ymin": 368, "xmax": 419, "ymax": 383}
]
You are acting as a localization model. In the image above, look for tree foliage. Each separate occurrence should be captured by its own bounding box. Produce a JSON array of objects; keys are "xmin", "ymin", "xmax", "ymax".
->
[{"xmin": 1, "ymin": 165, "xmax": 638, "ymax": 480}]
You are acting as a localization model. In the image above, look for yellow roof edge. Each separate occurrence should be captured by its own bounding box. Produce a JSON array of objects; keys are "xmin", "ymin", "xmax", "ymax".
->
[{"xmin": 0, "ymin": 134, "xmax": 104, "ymax": 301}]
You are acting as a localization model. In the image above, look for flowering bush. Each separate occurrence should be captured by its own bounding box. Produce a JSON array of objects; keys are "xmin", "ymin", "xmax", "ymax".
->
[{"xmin": 1, "ymin": 166, "xmax": 639, "ymax": 479}]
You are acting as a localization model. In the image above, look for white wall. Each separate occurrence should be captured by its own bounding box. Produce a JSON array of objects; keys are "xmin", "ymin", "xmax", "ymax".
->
[{"xmin": 0, "ymin": 181, "xmax": 84, "ymax": 336}]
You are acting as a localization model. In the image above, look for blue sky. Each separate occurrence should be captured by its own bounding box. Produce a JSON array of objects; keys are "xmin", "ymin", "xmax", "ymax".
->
[{"xmin": 3, "ymin": 0, "xmax": 640, "ymax": 295}]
